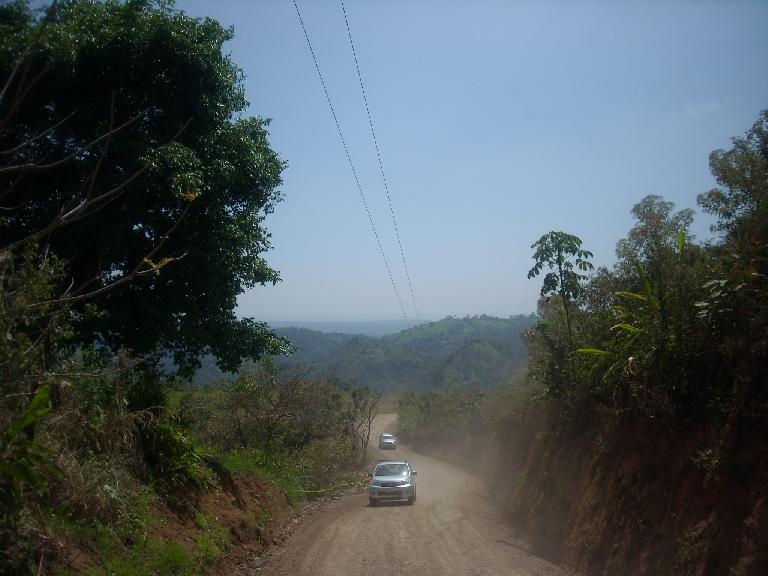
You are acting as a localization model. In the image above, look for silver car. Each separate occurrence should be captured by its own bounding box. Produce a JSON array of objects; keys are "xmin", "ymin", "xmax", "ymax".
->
[
  {"xmin": 378, "ymin": 432, "xmax": 397, "ymax": 450},
  {"xmin": 368, "ymin": 460, "xmax": 417, "ymax": 506}
]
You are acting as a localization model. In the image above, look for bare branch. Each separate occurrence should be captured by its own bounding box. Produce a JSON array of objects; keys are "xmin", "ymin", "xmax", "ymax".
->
[
  {"xmin": 0, "ymin": 53, "xmax": 28, "ymax": 110},
  {"xmin": 0, "ymin": 1, "xmax": 60, "ymax": 126},
  {"xmin": 2, "ymin": 61, "xmax": 51, "ymax": 129},
  {"xmin": 0, "ymin": 106, "xmax": 151, "ymax": 175},
  {"xmin": 2, "ymin": 162, "xmax": 149, "ymax": 252},
  {"xmin": 20, "ymin": 357, "xmax": 148, "ymax": 380},
  {"xmin": 83, "ymin": 91, "xmax": 116, "ymax": 202},
  {"xmin": 0, "ymin": 110, "xmax": 76, "ymax": 156},
  {"xmin": 1, "ymin": 164, "xmax": 35, "ymax": 200},
  {"xmin": 0, "ymin": 199, "xmax": 28, "ymax": 211},
  {"xmin": 26, "ymin": 201, "xmax": 193, "ymax": 308},
  {"xmin": 26, "ymin": 252, "xmax": 187, "ymax": 309},
  {"xmin": 2, "ymin": 116, "xmax": 194, "ymax": 253}
]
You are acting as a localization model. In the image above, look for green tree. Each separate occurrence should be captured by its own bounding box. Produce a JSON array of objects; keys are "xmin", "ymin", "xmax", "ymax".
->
[
  {"xmin": 0, "ymin": 0, "xmax": 288, "ymax": 375},
  {"xmin": 698, "ymin": 109, "xmax": 768, "ymax": 256},
  {"xmin": 696, "ymin": 109, "xmax": 768, "ymax": 346},
  {"xmin": 575, "ymin": 195, "xmax": 715, "ymax": 414},
  {"xmin": 225, "ymin": 361, "xmax": 303, "ymax": 457},
  {"xmin": 527, "ymin": 231, "xmax": 593, "ymax": 352},
  {"xmin": 615, "ymin": 195, "xmax": 694, "ymax": 270},
  {"xmin": 615, "ymin": 195, "xmax": 696, "ymax": 335}
]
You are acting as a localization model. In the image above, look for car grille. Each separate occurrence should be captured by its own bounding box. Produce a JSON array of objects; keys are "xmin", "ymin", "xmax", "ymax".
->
[
  {"xmin": 378, "ymin": 489, "xmax": 401, "ymax": 496},
  {"xmin": 380, "ymin": 481, "xmax": 403, "ymax": 487}
]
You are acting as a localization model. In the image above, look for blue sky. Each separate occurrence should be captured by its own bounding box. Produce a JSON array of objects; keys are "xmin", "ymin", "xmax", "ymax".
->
[{"xmin": 178, "ymin": 0, "xmax": 768, "ymax": 323}]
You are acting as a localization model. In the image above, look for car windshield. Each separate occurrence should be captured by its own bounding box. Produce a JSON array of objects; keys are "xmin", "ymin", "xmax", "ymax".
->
[
  {"xmin": 374, "ymin": 463, "xmax": 408, "ymax": 476},
  {"xmin": 381, "ymin": 434, "xmax": 394, "ymax": 440}
]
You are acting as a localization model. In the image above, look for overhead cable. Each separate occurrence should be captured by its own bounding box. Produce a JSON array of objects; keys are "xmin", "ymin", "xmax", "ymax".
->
[
  {"xmin": 339, "ymin": 0, "xmax": 422, "ymax": 326},
  {"xmin": 291, "ymin": 0, "xmax": 411, "ymax": 326}
]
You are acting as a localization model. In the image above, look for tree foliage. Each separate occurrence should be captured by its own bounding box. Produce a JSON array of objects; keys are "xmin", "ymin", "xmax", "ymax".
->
[
  {"xmin": 527, "ymin": 231, "xmax": 593, "ymax": 356},
  {"xmin": 528, "ymin": 232, "xmax": 594, "ymax": 298},
  {"xmin": 0, "ymin": 2, "xmax": 294, "ymax": 569},
  {"xmin": 525, "ymin": 111, "xmax": 768, "ymax": 418},
  {"xmin": 557, "ymin": 195, "xmax": 710, "ymax": 413},
  {"xmin": 616, "ymin": 195, "xmax": 694, "ymax": 272},
  {"xmin": 698, "ymin": 109, "xmax": 768, "ymax": 251},
  {"xmin": 0, "ymin": 0, "xmax": 289, "ymax": 373}
]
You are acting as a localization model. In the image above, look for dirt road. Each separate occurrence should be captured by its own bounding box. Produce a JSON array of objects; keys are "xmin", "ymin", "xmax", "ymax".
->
[{"xmin": 264, "ymin": 414, "xmax": 566, "ymax": 576}]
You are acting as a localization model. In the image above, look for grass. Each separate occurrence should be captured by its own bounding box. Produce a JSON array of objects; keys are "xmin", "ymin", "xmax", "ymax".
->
[
  {"xmin": 45, "ymin": 509, "xmax": 124, "ymax": 568},
  {"xmin": 48, "ymin": 496, "xmax": 238, "ymax": 575},
  {"xmin": 47, "ymin": 488, "xmax": 203, "ymax": 576},
  {"xmin": 100, "ymin": 539, "xmax": 200, "ymax": 576},
  {"xmin": 194, "ymin": 512, "xmax": 230, "ymax": 564},
  {"xmin": 218, "ymin": 449, "xmax": 304, "ymax": 503},
  {"xmin": 217, "ymin": 450, "xmax": 264, "ymax": 473},
  {"xmin": 218, "ymin": 436, "xmax": 362, "ymax": 504},
  {"xmin": 194, "ymin": 534, "xmax": 221, "ymax": 564},
  {"xmin": 52, "ymin": 534, "xmax": 200, "ymax": 576}
]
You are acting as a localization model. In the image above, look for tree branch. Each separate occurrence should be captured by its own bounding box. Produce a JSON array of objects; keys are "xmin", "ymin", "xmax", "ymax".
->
[
  {"xmin": 0, "ymin": 111, "xmax": 75, "ymax": 157},
  {"xmin": 0, "ymin": 106, "xmax": 151, "ymax": 175},
  {"xmin": 26, "ymin": 201, "xmax": 192, "ymax": 308},
  {"xmin": 0, "ymin": 1, "xmax": 60, "ymax": 128},
  {"xmin": 2, "ymin": 116, "xmax": 193, "ymax": 253}
]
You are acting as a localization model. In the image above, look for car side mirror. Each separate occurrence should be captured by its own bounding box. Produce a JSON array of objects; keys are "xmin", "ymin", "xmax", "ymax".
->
[{"xmin": 412, "ymin": 471, "xmax": 417, "ymax": 476}]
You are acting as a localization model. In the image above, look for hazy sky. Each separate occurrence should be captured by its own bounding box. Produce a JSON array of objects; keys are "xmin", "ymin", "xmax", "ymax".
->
[{"xmin": 178, "ymin": 0, "xmax": 767, "ymax": 323}]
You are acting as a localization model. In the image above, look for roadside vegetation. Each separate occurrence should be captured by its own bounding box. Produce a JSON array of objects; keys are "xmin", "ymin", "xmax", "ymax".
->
[
  {"xmin": 400, "ymin": 111, "xmax": 768, "ymax": 575},
  {"xmin": 177, "ymin": 363, "xmax": 380, "ymax": 503},
  {"xmin": 0, "ymin": 2, "xmax": 379, "ymax": 574}
]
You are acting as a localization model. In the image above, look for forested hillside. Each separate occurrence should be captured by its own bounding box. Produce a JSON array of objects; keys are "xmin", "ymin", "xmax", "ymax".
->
[
  {"xmin": 268, "ymin": 319, "xmax": 412, "ymax": 336},
  {"xmin": 195, "ymin": 315, "xmax": 536, "ymax": 391},
  {"xmin": 279, "ymin": 315, "xmax": 535, "ymax": 390}
]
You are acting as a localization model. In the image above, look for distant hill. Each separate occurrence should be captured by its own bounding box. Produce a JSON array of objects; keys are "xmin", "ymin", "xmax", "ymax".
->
[
  {"xmin": 266, "ymin": 319, "xmax": 414, "ymax": 337},
  {"xmin": 194, "ymin": 315, "xmax": 537, "ymax": 391}
]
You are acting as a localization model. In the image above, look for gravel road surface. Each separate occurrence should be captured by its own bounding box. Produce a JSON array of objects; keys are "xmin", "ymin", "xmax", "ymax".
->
[{"xmin": 264, "ymin": 414, "xmax": 567, "ymax": 576}]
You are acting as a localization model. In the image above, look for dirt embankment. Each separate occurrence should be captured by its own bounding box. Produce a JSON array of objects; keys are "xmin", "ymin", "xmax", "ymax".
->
[
  {"xmin": 55, "ymin": 468, "xmax": 293, "ymax": 575},
  {"xmin": 401, "ymin": 398, "xmax": 768, "ymax": 576},
  {"xmin": 487, "ymin": 408, "xmax": 768, "ymax": 576}
]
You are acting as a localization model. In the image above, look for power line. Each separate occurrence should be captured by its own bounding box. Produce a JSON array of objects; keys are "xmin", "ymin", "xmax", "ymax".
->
[
  {"xmin": 339, "ymin": 0, "xmax": 422, "ymax": 326},
  {"xmin": 291, "ymin": 0, "xmax": 410, "ymax": 326}
]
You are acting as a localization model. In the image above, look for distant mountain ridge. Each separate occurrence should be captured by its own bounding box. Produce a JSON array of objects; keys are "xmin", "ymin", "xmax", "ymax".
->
[
  {"xmin": 194, "ymin": 315, "xmax": 537, "ymax": 391},
  {"xmin": 266, "ymin": 319, "xmax": 414, "ymax": 337}
]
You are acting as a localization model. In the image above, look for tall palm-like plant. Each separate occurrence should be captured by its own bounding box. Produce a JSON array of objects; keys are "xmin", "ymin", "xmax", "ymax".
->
[{"xmin": 527, "ymin": 231, "xmax": 594, "ymax": 354}]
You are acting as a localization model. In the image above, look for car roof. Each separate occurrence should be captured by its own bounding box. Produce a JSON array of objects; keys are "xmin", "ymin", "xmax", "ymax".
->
[{"xmin": 374, "ymin": 460, "xmax": 409, "ymax": 466}]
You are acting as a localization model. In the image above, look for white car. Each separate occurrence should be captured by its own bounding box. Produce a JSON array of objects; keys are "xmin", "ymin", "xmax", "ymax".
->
[
  {"xmin": 368, "ymin": 460, "xmax": 417, "ymax": 506},
  {"xmin": 378, "ymin": 432, "xmax": 397, "ymax": 450}
]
